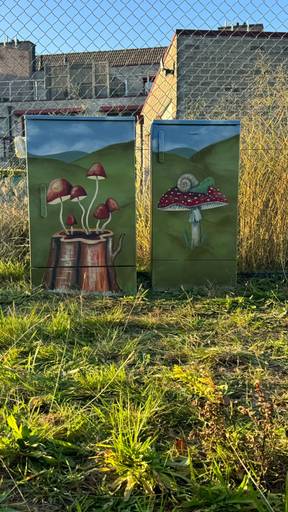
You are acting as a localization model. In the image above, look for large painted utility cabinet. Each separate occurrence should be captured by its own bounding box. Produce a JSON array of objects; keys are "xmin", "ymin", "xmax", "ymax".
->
[
  {"xmin": 151, "ymin": 120, "xmax": 240, "ymax": 290},
  {"xmin": 26, "ymin": 115, "xmax": 136, "ymax": 294}
]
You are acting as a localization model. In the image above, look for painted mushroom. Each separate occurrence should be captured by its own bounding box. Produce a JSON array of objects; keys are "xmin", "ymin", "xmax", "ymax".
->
[
  {"xmin": 70, "ymin": 185, "xmax": 88, "ymax": 233},
  {"xmin": 158, "ymin": 173, "xmax": 228, "ymax": 249},
  {"xmin": 93, "ymin": 203, "xmax": 110, "ymax": 232},
  {"xmin": 66, "ymin": 214, "xmax": 77, "ymax": 235},
  {"xmin": 101, "ymin": 197, "xmax": 120, "ymax": 231},
  {"xmin": 86, "ymin": 163, "xmax": 107, "ymax": 231},
  {"xmin": 47, "ymin": 178, "xmax": 72, "ymax": 234}
]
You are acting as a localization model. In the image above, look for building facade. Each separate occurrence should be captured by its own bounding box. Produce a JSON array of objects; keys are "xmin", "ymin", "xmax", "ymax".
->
[
  {"xmin": 140, "ymin": 25, "xmax": 288, "ymax": 175},
  {"xmin": 0, "ymin": 40, "xmax": 165, "ymax": 166}
]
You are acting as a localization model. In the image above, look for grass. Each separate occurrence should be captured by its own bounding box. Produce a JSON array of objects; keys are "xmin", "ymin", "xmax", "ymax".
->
[
  {"xmin": 0, "ymin": 59, "xmax": 287, "ymax": 510},
  {"xmin": 0, "ymin": 263, "xmax": 287, "ymax": 511}
]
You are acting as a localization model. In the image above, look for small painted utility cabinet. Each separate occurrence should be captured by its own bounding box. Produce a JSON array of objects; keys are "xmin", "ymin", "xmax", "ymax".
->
[
  {"xmin": 151, "ymin": 120, "xmax": 240, "ymax": 290},
  {"xmin": 26, "ymin": 115, "xmax": 136, "ymax": 294}
]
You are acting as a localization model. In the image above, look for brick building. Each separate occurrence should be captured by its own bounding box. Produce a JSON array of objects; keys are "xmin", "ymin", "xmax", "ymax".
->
[
  {"xmin": 140, "ymin": 25, "xmax": 288, "ymax": 175},
  {"xmin": 0, "ymin": 40, "xmax": 165, "ymax": 166}
]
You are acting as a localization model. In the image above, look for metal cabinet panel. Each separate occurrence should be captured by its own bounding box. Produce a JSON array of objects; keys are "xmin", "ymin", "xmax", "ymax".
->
[
  {"xmin": 26, "ymin": 115, "xmax": 136, "ymax": 295},
  {"xmin": 151, "ymin": 120, "xmax": 240, "ymax": 289}
]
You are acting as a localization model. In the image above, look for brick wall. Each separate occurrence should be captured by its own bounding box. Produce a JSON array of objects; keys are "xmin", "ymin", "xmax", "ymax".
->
[
  {"xmin": 0, "ymin": 41, "xmax": 35, "ymax": 80},
  {"xmin": 140, "ymin": 36, "xmax": 177, "ymax": 174},
  {"xmin": 176, "ymin": 31, "xmax": 288, "ymax": 118}
]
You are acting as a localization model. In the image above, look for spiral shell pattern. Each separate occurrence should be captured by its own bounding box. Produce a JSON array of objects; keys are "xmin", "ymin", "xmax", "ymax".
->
[{"xmin": 177, "ymin": 173, "xmax": 199, "ymax": 192}]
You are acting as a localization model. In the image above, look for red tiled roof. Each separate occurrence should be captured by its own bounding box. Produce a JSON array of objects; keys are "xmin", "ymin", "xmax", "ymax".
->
[
  {"xmin": 36, "ymin": 47, "xmax": 166, "ymax": 68},
  {"xmin": 99, "ymin": 104, "xmax": 143, "ymax": 113},
  {"xmin": 14, "ymin": 107, "xmax": 84, "ymax": 116}
]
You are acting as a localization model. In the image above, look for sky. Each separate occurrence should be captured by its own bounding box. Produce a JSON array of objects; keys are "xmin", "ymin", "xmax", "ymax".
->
[
  {"xmin": 26, "ymin": 117, "xmax": 134, "ymax": 156},
  {"xmin": 152, "ymin": 123, "xmax": 240, "ymax": 156},
  {"xmin": 0, "ymin": 0, "xmax": 287, "ymax": 55}
]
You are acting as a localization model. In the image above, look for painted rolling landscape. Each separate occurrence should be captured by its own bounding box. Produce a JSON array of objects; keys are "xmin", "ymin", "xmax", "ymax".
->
[
  {"xmin": 152, "ymin": 121, "xmax": 240, "ymax": 289},
  {"xmin": 26, "ymin": 116, "xmax": 136, "ymax": 294}
]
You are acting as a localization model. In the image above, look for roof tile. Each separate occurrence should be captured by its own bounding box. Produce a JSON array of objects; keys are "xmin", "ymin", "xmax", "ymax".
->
[{"xmin": 36, "ymin": 47, "xmax": 166, "ymax": 68}]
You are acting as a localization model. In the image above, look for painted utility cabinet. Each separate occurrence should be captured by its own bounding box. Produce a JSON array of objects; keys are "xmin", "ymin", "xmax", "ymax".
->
[
  {"xmin": 151, "ymin": 120, "xmax": 240, "ymax": 290},
  {"xmin": 26, "ymin": 115, "xmax": 136, "ymax": 294}
]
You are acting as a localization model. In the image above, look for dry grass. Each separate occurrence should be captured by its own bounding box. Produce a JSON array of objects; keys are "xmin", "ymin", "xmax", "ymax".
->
[
  {"xmin": 239, "ymin": 63, "xmax": 288, "ymax": 271},
  {"xmin": 1, "ymin": 63, "xmax": 287, "ymax": 273},
  {"xmin": 136, "ymin": 166, "xmax": 151, "ymax": 270},
  {"xmin": 0, "ymin": 171, "xmax": 29, "ymax": 262},
  {"xmin": 183, "ymin": 60, "xmax": 288, "ymax": 272}
]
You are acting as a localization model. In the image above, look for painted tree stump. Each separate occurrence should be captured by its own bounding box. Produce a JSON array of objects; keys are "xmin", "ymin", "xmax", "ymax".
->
[{"xmin": 44, "ymin": 229, "xmax": 123, "ymax": 293}]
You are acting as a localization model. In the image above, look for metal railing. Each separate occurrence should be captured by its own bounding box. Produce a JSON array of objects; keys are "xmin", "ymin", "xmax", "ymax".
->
[{"xmin": 0, "ymin": 79, "xmax": 45, "ymax": 102}]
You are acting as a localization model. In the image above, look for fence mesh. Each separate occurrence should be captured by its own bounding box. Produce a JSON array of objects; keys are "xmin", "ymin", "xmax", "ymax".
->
[{"xmin": 0, "ymin": 0, "xmax": 287, "ymax": 270}]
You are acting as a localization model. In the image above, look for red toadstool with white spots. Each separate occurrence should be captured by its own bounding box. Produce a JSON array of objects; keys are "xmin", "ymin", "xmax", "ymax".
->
[{"xmin": 158, "ymin": 173, "xmax": 228, "ymax": 249}]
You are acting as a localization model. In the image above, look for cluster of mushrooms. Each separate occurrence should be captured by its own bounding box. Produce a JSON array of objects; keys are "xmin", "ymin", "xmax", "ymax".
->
[{"xmin": 46, "ymin": 162, "xmax": 119, "ymax": 235}]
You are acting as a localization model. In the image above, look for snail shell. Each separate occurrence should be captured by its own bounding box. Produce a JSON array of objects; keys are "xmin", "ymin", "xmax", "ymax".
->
[{"xmin": 177, "ymin": 173, "xmax": 199, "ymax": 192}]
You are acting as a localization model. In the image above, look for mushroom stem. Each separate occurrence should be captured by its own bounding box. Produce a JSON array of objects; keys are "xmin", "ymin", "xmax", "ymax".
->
[
  {"xmin": 101, "ymin": 212, "xmax": 112, "ymax": 232},
  {"xmin": 78, "ymin": 200, "xmax": 88, "ymax": 234},
  {"xmin": 59, "ymin": 199, "xmax": 68, "ymax": 234},
  {"xmin": 86, "ymin": 177, "xmax": 98, "ymax": 232},
  {"xmin": 189, "ymin": 207, "xmax": 202, "ymax": 249},
  {"xmin": 96, "ymin": 220, "xmax": 101, "ymax": 232},
  {"xmin": 70, "ymin": 226, "xmax": 73, "ymax": 235}
]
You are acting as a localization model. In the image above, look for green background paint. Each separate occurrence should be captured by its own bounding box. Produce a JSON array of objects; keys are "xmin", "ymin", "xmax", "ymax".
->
[
  {"xmin": 151, "ymin": 121, "xmax": 240, "ymax": 289},
  {"xmin": 26, "ymin": 116, "xmax": 136, "ymax": 294}
]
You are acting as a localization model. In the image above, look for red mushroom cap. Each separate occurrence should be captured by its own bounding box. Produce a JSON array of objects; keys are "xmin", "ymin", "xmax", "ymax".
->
[
  {"xmin": 158, "ymin": 185, "xmax": 228, "ymax": 211},
  {"xmin": 66, "ymin": 214, "xmax": 77, "ymax": 226},
  {"xmin": 105, "ymin": 197, "xmax": 119, "ymax": 212},
  {"xmin": 70, "ymin": 185, "xmax": 87, "ymax": 202},
  {"xmin": 93, "ymin": 203, "xmax": 109, "ymax": 220},
  {"xmin": 47, "ymin": 178, "xmax": 72, "ymax": 204},
  {"xmin": 87, "ymin": 162, "xmax": 106, "ymax": 180}
]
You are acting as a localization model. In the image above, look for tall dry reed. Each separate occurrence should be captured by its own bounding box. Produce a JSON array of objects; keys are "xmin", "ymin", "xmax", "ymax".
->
[
  {"xmin": 0, "ymin": 172, "xmax": 29, "ymax": 262},
  {"xmin": 177, "ymin": 60, "xmax": 288, "ymax": 272},
  {"xmin": 1, "ymin": 63, "xmax": 287, "ymax": 273}
]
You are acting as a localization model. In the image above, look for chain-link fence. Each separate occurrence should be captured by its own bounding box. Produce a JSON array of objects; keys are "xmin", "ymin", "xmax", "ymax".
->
[{"xmin": 0, "ymin": 1, "xmax": 288, "ymax": 270}]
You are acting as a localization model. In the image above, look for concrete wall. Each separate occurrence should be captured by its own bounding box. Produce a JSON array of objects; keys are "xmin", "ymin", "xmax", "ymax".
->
[{"xmin": 176, "ymin": 32, "xmax": 288, "ymax": 118}]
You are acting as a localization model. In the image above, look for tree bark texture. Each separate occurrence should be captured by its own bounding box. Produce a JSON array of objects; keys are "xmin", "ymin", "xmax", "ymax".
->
[{"xmin": 44, "ymin": 230, "xmax": 123, "ymax": 293}]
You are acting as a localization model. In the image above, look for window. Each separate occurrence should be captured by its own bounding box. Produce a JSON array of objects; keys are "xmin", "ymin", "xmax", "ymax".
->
[
  {"xmin": 46, "ymin": 65, "xmax": 69, "ymax": 100},
  {"xmin": 143, "ymin": 75, "xmax": 155, "ymax": 95},
  {"xmin": 70, "ymin": 64, "xmax": 92, "ymax": 99},
  {"xmin": 110, "ymin": 76, "xmax": 128, "ymax": 97}
]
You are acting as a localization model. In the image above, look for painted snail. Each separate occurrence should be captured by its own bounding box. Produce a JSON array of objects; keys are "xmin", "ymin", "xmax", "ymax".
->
[{"xmin": 177, "ymin": 173, "xmax": 199, "ymax": 192}]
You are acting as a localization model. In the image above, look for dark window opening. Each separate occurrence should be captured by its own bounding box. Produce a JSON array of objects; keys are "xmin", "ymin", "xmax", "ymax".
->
[{"xmin": 143, "ymin": 75, "xmax": 155, "ymax": 95}]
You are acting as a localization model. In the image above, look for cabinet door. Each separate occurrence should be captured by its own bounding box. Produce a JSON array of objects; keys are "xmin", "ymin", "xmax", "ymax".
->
[
  {"xmin": 26, "ymin": 115, "xmax": 136, "ymax": 294},
  {"xmin": 151, "ymin": 120, "xmax": 240, "ymax": 289}
]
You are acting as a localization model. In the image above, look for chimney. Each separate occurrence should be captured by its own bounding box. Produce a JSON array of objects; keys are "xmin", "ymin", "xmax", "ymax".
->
[{"xmin": 218, "ymin": 22, "xmax": 264, "ymax": 32}]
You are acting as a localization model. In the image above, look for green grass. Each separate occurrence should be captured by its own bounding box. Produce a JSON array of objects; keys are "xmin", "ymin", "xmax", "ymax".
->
[{"xmin": 0, "ymin": 262, "xmax": 287, "ymax": 511}]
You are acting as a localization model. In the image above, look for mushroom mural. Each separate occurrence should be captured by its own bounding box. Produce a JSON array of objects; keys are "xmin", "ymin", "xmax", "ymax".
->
[
  {"xmin": 66, "ymin": 214, "xmax": 77, "ymax": 235},
  {"xmin": 93, "ymin": 203, "xmax": 110, "ymax": 232},
  {"xmin": 85, "ymin": 162, "xmax": 107, "ymax": 231},
  {"xmin": 102, "ymin": 197, "xmax": 119, "ymax": 231},
  {"xmin": 44, "ymin": 166, "xmax": 124, "ymax": 294},
  {"xmin": 70, "ymin": 185, "xmax": 88, "ymax": 233},
  {"xmin": 46, "ymin": 178, "xmax": 72, "ymax": 234},
  {"xmin": 158, "ymin": 173, "xmax": 228, "ymax": 249}
]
